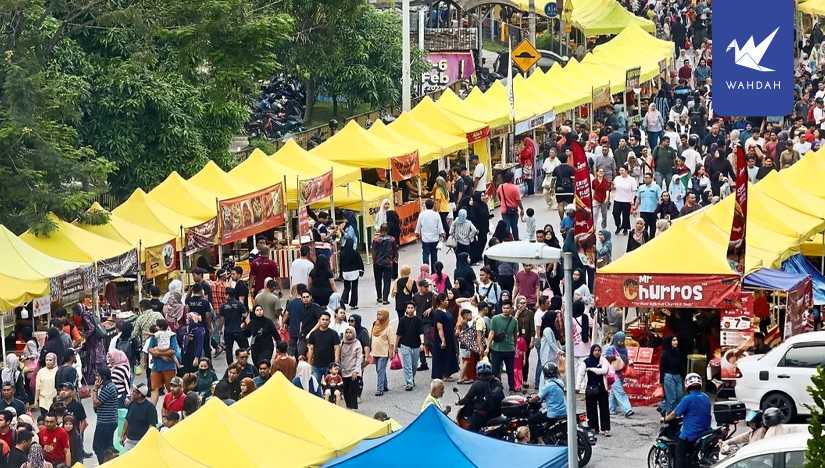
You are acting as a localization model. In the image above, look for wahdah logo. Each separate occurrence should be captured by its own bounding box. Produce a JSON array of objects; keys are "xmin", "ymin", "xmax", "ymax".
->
[
  {"xmin": 712, "ymin": 0, "xmax": 793, "ymax": 116},
  {"xmin": 622, "ymin": 276, "xmax": 704, "ymax": 302}
]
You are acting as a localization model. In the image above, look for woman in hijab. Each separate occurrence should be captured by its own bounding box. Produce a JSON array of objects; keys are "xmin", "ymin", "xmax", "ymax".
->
[
  {"xmin": 106, "ymin": 350, "xmax": 132, "ymax": 407},
  {"xmin": 605, "ymin": 331, "xmax": 634, "ymax": 417},
  {"xmin": 374, "ymin": 199, "xmax": 391, "ymax": 230},
  {"xmin": 339, "ymin": 326, "xmax": 363, "ymax": 409},
  {"xmin": 454, "ymin": 252, "xmax": 477, "ymax": 298},
  {"xmin": 626, "ymin": 218, "xmax": 649, "ymax": 253},
  {"xmin": 655, "ymin": 191, "xmax": 680, "ymax": 221},
  {"xmin": 2, "ymin": 354, "xmax": 27, "ymax": 401},
  {"xmin": 39, "ymin": 327, "xmax": 66, "ymax": 370},
  {"xmin": 243, "ymin": 304, "xmax": 278, "ymax": 365},
  {"xmin": 163, "ymin": 278, "xmax": 183, "ymax": 304},
  {"xmin": 469, "ymin": 193, "xmax": 490, "ymax": 264},
  {"xmin": 386, "ymin": 210, "xmax": 402, "ymax": 277},
  {"xmin": 572, "ymin": 300, "xmax": 591, "ymax": 392},
  {"xmin": 539, "ymin": 326, "xmax": 563, "ymax": 390},
  {"xmin": 341, "ymin": 211, "xmax": 359, "ymax": 248},
  {"xmin": 113, "ymin": 321, "xmax": 138, "ymax": 367},
  {"xmin": 431, "ymin": 293, "xmax": 459, "ymax": 381},
  {"xmin": 596, "ymin": 230, "xmax": 612, "ymax": 268},
  {"xmin": 544, "ymin": 224, "xmax": 561, "ymax": 248},
  {"xmin": 659, "ymin": 336, "xmax": 687, "ymax": 413},
  {"xmin": 572, "ymin": 269, "xmax": 592, "ymax": 306},
  {"xmin": 450, "ymin": 209, "xmax": 478, "ymax": 259},
  {"xmin": 163, "ymin": 292, "xmax": 185, "ymax": 332},
  {"xmin": 195, "ymin": 358, "xmax": 219, "ymax": 399},
  {"xmin": 35, "ymin": 352, "xmax": 59, "ymax": 414},
  {"xmin": 340, "ymin": 233, "xmax": 364, "ymax": 310},
  {"xmin": 309, "ymin": 254, "xmax": 336, "ymax": 307},
  {"xmin": 493, "ymin": 219, "xmax": 512, "ymax": 243},
  {"xmin": 584, "ymin": 344, "xmax": 611, "ymax": 436},
  {"xmin": 434, "ymin": 176, "xmax": 451, "ymax": 232},
  {"xmin": 26, "ymin": 442, "xmax": 48, "ymax": 468},
  {"xmin": 370, "ymin": 308, "xmax": 395, "ymax": 396},
  {"xmin": 293, "ymin": 359, "xmax": 322, "ymax": 396}
]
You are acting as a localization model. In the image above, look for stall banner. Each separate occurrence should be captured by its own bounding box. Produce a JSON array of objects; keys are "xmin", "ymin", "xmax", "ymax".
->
[
  {"xmin": 658, "ymin": 59, "xmax": 667, "ymax": 74},
  {"xmin": 592, "ymin": 84, "xmax": 611, "ymax": 109},
  {"xmin": 49, "ymin": 266, "xmax": 95, "ymax": 304},
  {"xmin": 390, "ymin": 152, "xmax": 421, "ymax": 181},
  {"xmin": 595, "ymin": 273, "xmax": 741, "ymax": 308},
  {"xmin": 145, "ymin": 240, "xmax": 178, "ymax": 279},
  {"xmin": 299, "ymin": 171, "xmax": 334, "ymax": 205},
  {"xmin": 623, "ymin": 347, "xmax": 661, "ymax": 406},
  {"xmin": 571, "ymin": 141, "xmax": 596, "ymax": 270},
  {"xmin": 466, "ymin": 127, "xmax": 491, "ymax": 144},
  {"xmin": 298, "ymin": 206, "xmax": 311, "ymax": 239},
  {"xmin": 720, "ymin": 291, "xmax": 755, "ymax": 348},
  {"xmin": 396, "ymin": 202, "xmax": 421, "ymax": 245},
  {"xmin": 32, "ymin": 295, "xmax": 51, "ymax": 318},
  {"xmin": 512, "ymin": 166, "xmax": 528, "ymax": 196},
  {"xmin": 218, "ymin": 183, "xmax": 285, "ymax": 244},
  {"xmin": 421, "ymin": 52, "xmax": 476, "ymax": 94},
  {"xmin": 785, "ymin": 276, "xmax": 814, "ymax": 338},
  {"xmin": 625, "ymin": 67, "xmax": 641, "ymax": 90},
  {"xmin": 184, "ymin": 218, "xmax": 217, "ymax": 256},
  {"xmin": 97, "ymin": 249, "xmax": 139, "ymax": 281},
  {"xmin": 728, "ymin": 145, "xmax": 748, "ymax": 274}
]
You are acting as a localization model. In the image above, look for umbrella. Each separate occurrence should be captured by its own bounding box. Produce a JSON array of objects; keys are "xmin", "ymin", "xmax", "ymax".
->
[{"xmin": 484, "ymin": 241, "xmax": 562, "ymax": 265}]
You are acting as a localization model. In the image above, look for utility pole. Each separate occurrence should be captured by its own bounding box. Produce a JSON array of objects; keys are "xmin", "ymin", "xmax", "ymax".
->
[
  {"xmin": 418, "ymin": 8, "xmax": 425, "ymax": 50},
  {"xmin": 529, "ymin": 0, "xmax": 536, "ymax": 44},
  {"xmin": 402, "ymin": 0, "xmax": 412, "ymax": 112}
]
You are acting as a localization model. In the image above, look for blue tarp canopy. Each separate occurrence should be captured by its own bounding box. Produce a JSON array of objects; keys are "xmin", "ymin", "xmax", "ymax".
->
[
  {"xmin": 743, "ymin": 268, "xmax": 809, "ymax": 292},
  {"xmin": 324, "ymin": 405, "xmax": 568, "ymax": 468},
  {"xmin": 781, "ymin": 254, "xmax": 825, "ymax": 305}
]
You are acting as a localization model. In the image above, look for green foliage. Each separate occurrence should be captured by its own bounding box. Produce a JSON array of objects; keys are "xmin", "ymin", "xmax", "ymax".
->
[
  {"xmin": 248, "ymin": 136, "xmax": 278, "ymax": 155},
  {"xmin": 808, "ymin": 366, "xmax": 825, "ymax": 467}
]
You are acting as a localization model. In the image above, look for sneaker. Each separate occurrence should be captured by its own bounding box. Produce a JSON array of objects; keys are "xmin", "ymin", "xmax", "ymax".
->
[
  {"xmin": 404, "ymin": 385, "xmax": 413, "ymax": 391},
  {"xmin": 417, "ymin": 365, "xmax": 429, "ymax": 371},
  {"xmin": 350, "ymin": 306, "xmax": 359, "ymax": 310},
  {"xmin": 374, "ymin": 391, "xmax": 384, "ymax": 396},
  {"xmin": 625, "ymin": 410, "xmax": 635, "ymax": 417}
]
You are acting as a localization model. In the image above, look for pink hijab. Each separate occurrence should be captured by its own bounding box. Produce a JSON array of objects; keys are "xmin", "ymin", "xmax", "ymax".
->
[{"xmin": 107, "ymin": 349, "xmax": 129, "ymax": 367}]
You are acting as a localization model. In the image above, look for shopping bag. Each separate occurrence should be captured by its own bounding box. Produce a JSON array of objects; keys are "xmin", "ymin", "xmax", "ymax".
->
[{"xmin": 390, "ymin": 351, "xmax": 402, "ymax": 370}]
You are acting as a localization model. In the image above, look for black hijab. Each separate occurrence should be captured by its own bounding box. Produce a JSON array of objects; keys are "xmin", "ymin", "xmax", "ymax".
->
[
  {"xmin": 584, "ymin": 344, "xmax": 602, "ymax": 368},
  {"xmin": 386, "ymin": 211, "xmax": 401, "ymax": 240},
  {"xmin": 572, "ymin": 299, "xmax": 589, "ymax": 340},
  {"xmin": 40, "ymin": 327, "xmax": 66, "ymax": 366},
  {"xmin": 350, "ymin": 314, "xmax": 371, "ymax": 348},
  {"xmin": 572, "ymin": 269, "xmax": 587, "ymax": 290},
  {"xmin": 660, "ymin": 336, "xmax": 686, "ymax": 377}
]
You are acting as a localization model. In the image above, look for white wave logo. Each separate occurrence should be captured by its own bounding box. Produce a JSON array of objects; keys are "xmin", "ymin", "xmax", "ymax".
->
[{"xmin": 725, "ymin": 27, "xmax": 779, "ymax": 72}]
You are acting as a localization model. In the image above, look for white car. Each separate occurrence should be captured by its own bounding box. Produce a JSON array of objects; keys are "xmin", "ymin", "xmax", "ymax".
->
[
  {"xmin": 734, "ymin": 331, "xmax": 825, "ymax": 423},
  {"xmin": 714, "ymin": 432, "xmax": 808, "ymax": 467}
]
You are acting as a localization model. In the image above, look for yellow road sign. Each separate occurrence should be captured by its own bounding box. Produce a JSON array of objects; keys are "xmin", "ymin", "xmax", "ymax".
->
[{"xmin": 512, "ymin": 39, "xmax": 540, "ymax": 74}]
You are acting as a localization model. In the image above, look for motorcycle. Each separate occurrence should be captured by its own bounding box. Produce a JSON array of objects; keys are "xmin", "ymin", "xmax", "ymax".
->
[
  {"xmin": 648, "ymin": 419, "xmax": 735, "ymax": 468},
  {"xmin": 453, "ymin": 388, "xmax": 594, "ymax": 466}
]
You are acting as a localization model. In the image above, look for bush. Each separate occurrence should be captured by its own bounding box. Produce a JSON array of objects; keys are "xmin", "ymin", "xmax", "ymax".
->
[{"xmin": 807, "ymin": 366, "xmax": 825, "ymax": 467}]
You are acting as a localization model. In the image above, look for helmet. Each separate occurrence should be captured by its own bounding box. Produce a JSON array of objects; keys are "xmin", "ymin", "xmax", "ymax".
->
[
  {"xmin": 745, "ymin": 409, "xmax": 763, "ymax": 427},
  {"xmin": 684, "ymin": 373, "xmax": 702, "ymax": 390},
  {"xmin": 476, "ymin": 361, "xmax": 493, "ymax": 376},
  {"xmin": 542, "ymin": 362, "xmax": 560, "ymax": 379},
  {"xmin": 762, "ymin": 407, "xmax": 783, "ymax": 428}
]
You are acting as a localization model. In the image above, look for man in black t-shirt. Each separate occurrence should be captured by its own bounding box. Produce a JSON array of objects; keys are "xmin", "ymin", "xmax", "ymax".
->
[
  {"xmin": 307, "ymin": 312, "xmax": 340, "ymax": 383},
  {"xmin": 396, "ymin": 302, "xmax": 425, "ymax": 390},
  {"xmin": 148, "ymin": 286, "xmax": 164, "ymax": 313},
  {"xmin": 58, "ymin": 383, "xmax": 87, "ymax": 448},
  {"xmin": 551, "ymin": 152, "xmax": 575, "ymax": 217},
  {"xmin": 1, "ymin": 383, "xmax": 26, "ymax": 417},
  {"xmin": 7, "ymin": 429, "xmax": 33, "ymax": 468},
  {"xmin": 230, "ymin": 266, "xmax": 249, "ymax": 307},
  {"xmin": 122, "ymin": 384, "xmax": 158, "ymax": 450},
  {"xmin": 412, "ymin": 280, "xmax": 436, "ymax": 371},
  {"xmin": 219, "ymin": 287, "xmax": 249, "ymax": 366}
]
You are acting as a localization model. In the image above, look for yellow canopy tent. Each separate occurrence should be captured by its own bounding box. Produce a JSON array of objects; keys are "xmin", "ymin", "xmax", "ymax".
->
[
  {"xmin": 311, "ymin": 120, "xmax": 419, "ymax": 169},
  {"xmin": 103, "ymin": 428, "xmax": 207, "ymax": 468},
  {"xmin": 272, "ymin": 139, "xmax": 361, "ymax": 186},
  {"xmin": 577, "ymin": 57, "xmax": 629, "ymax": 95},
  {"xmin": 407, "ymin": 96, "xmax": 489, "ymax": 141},
  {"xmin": 800, "ymin": 0, "xmax": 825, "ymax": 16},
  {"xmin": 539, "ymin": 63, "xmax": 593, "ymax": 112},
  {"xmin": 113, "ymin": 189, "xmax": 205, "ymax": 241},
  {"xmin": 148, "ymin": 172, "xmax": 219, "ymax": 220},
  {"xmin": 189, "ymin": 160, "xmax": 255, "ymax": 199},
  {"xmin": 20, "ymin": 214, "xmax": 134, "ymax": 263},
  {"xmin": 780, "ymin": 149, "xmax": 825, "ymax": 198},
  {"xmin": 229, "ymin": 148, "xmax": 306, "ymax": 207},
  {"xmin": 0, "ymin": 225, "xmax": 88, "ymax": 309},
  {"xmin": 162, "ymin": 398, "xmax": 335, "ymax": 467},
  {"xmin": 802, "ymin": 233, "xmax": 825, "ymax": 257},
  {"xmin": 78, "ymin": 203, "xmax": 174, "ymax": 256},
  {"xmin": 758, "ymin": 170, "xmax": 825, "ymax": 220},
  {"xmin": 388, "ymin": 112, "xmax": 467, "ymax": 157},
  {"xmin": 233, "ymin": 372, "xmax": 393, "ymax": 453},
  {"xmin": 481, "ymin": 80, "xmax": 541, "ymax": 125},
  {"xmin": 588, "ymin": 25, "xmax": 674, "ymax": 82},
  {"xmin": 368, "ymin": 120, "xmax": 441, "ymax": 163},
  {"xmin": 335, "ymin": 181, "xmax": 392, "ymax": 227},
  {"xmin": 512, "ymin": 70, "xmax": 558, "ymax": 116},
  {"xmin": 437, "ymin": 88, "xmax": 510, "ymax": 129},
  {"xmin": 568, "ymin": 0, "xmax": 656, "ymax": 37},
  {"xmin": 559, "ymin": 58, "xmax": 612, "ymax": 101}
]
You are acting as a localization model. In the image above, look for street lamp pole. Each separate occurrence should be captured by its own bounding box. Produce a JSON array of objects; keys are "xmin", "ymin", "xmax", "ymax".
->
[
  {"xmin": 402, "ymin": 0, "xmax": 412, "ymax": 112},
  {"xmin": 562, "ymin": 251, "xmax": 578, "ymax": 468},
  {"xmin": 529, "ymin": 0, "xmax": 536, "ymax": 44}
]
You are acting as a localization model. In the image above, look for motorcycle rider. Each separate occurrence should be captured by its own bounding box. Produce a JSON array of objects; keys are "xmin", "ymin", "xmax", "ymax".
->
[
  {"xmin": 458, "ymin": 361, "xmax": 505, "ymax": 432},
  {"xmin": 721, "ymin": 410, "xmax": 765, "ymax": 454},
  {"xmin": 761, "ymin": 407, "xmax": 791, "ymax": 438},
  {"xmin": 535, "ymin": 362, "xmax": 567, "ymax": 420},
  {"xmin": 662, "ymin": 373, "xmax": 711, "ymax": 468}
]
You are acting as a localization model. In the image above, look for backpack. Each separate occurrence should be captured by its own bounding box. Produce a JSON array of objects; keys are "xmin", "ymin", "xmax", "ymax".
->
[
  {"xmin": 481, "ymin": 378, "xmax": 505, "ymax": 414},
  {"xmin": 461, "ymin": 175, "xmax": 474, "ymax": 196},
  {"xmin": 116, "ymin": 336, "xmax": 141, "ymax": 366}
]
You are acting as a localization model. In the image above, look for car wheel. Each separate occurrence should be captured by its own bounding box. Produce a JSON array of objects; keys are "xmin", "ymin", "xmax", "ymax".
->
[{"xmin": 761, "ymin": 392, "xmax": 796, "ymax": 423}]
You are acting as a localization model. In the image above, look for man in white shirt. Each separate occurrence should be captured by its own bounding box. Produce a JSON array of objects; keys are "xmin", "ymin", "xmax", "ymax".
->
[
  {"xmin": 815, "ymin": 82, "xmax": 825, "ymax": 101},
  {"xmin": 471, "ymin": 154, "xmax": 487, "ymax": 196},
  {"xmin": 680, "ymin": 136, "xmax": 701, "ymax": 175},
  {"xmin": 813, "ymin": 98, "xmax": 825, "ymax": 130},
  {"xmin": 289, "ymin": 245, "xmax": 314, "ymax": 290},
  {"xmin": 542, "ymin": 148, "xmax": 561, "ymax": 209},
  {"xmin": 415, "ymin": 198, "xmax": 445, "ymax": 267}
]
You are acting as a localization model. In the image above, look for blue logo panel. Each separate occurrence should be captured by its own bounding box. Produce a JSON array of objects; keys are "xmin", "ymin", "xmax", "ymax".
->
[{"xmin": 712, "ymin": 0, "xmax": 794, "ymax": 116}]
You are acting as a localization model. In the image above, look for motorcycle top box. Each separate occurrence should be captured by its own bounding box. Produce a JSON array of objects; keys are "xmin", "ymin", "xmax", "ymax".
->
[
  {"xmin": 713, "ymin": 400, "xmax": 746, "ymax": 425},
  {"xmin": 500, "ymin": 395, "xmax": 529, "ymax": 418}
]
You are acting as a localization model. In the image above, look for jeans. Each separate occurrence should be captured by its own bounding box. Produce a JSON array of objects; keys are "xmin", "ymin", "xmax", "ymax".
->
[
  {"xmin": 593, "ymin": 200, "xmax": 609, "ymax": 229},
  {"xmin": 647, "ymin": 130, "xmax": 661, "ymax": 149},
  {"xmin": 93, "ymin": 422, "xmax": 117, "ymax": 464},
  {"xmin": 502, "ymin": 212, "xmax": 520, "ymax": 240},
  {"xmin": 612, "ymin": 201, "xmax": 632, "ymax": 231},
  {"xmin": 399, "ymin": 344, "xmax": 420, "ymax": 386},
  {"xmin": 375, "ymin": 265, "xmax": 392, "ymax": 302},
  {"xmin": 421, "ymin": 241, "xmax": 438, "ymax": 267},
  {"xmin": 312, "ymin": 365, "xmax": 328, "ymax": 384},
  {"xmin": 375, "ymin": 356, "xmax": 389, "ymax": 392},
  {"xmin": 662, "ymin": 373, "xmax": 685, "ymax": 413},
  {"xmin": 609, "ymin": 378, "xmax": 633, "ymax": 415},
  {"xmin": 641, "ymin": 211, "xmax": 657, "ymax": 239},
  {"xmin": 342, "ymin": 278, "xmax": 359, "ymax": 307},
  {"xmin": 490, "ymin": 350, "xmax": 516, "ymax": 391}
]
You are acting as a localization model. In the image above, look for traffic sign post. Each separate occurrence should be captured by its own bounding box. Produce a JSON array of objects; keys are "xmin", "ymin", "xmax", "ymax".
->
[
  {"xmin": 544, "ymin": 2, "xmax": 557, "ymax": 17},
  {"xmin": 512, "ymin": 39, "xmax": 540, "ymax": 74}
]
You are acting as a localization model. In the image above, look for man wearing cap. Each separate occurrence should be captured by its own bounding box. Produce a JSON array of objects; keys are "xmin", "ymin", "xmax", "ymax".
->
[
  {"xmin": 162, "ymin": 377, "xmax": 186, "ymax": 418},
  {"xmin": 58, "ymin": 383, "xmax": 87, "ymax": 450},
  {"xmin": 122, "ymin": 384, "xmax": 157, "ymax": 451}
]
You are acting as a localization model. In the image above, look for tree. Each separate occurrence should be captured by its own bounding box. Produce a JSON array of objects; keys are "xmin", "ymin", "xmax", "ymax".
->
[{"xmin": 808, "ymin": 366, "xmax": 825, "ymax": 467}]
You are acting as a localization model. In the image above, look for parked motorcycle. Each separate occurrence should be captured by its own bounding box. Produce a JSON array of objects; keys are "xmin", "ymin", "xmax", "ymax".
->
[{"xmin": 648, "ymin": 418, "xmax": 735, "ymax": 468}]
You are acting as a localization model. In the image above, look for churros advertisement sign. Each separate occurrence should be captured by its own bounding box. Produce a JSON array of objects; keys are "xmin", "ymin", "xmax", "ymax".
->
[{"xmin": 595, "ymin": 273, "xmax": 741, "ymax": 308}]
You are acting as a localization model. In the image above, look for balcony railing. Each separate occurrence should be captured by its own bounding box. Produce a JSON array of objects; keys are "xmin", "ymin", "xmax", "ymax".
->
[{"xmin": 414, "ymin": 27, "xmax": 479, "ymax": 51}]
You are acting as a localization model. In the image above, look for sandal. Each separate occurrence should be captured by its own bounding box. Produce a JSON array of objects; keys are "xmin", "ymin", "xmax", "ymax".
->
[{"xmin": 457, "ymin": 379, "xmax": 474, "ymax": 385}]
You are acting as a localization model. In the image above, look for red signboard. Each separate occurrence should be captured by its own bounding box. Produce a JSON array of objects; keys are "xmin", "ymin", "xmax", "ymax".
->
[
  {"xmin": 184, "ymin": 218, "xmax": 217, "ymax": 256},
  {"xmin": 466, "ymin": 127, "xmax": 490, "ymax": 144},
  {"xmin": 786, "ymin": 276, "xmax": 814, "ymax": 338},
  {"xmin": 298, "ymin": 206, "xmax": 311, "ymax": 239},
  {"xmin": 624, "ymin": 363, "xmax": 661, "ymax": 407},
  {"xmin": 299, "ymin": 171, "xmax": 334, "ymax": 206},
  {"xmin": 218, "ymin": 183, "xmax": 285, "ymax": 244},
  {"xmin": 390, "ymin": 152, "xmax": 421, "ymax": 181},
  {"xmin": 720, "ymin": 291, "xmax": 754, "ymax": 349},
  {"xmin": 728, "ymin": 145, "xmax": 748, "ymax": 274},
  {"xmin": 595, "ymin": 273, "xmax": 741, "ymax": 308},
  {"xmin": 572, "ymin": 141, "xmax": 596, "ymax": 269},
  {"xmin": 396, "ymin": 202, "xmax": 421, "ymax": 245}
]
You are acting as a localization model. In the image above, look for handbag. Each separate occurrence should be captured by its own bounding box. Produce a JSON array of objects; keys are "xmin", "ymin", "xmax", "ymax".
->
[
  {"xmin": 585, "ymin": 384, "xmax": 601, "ymax": 398},
  {"xmin": 390, "ymin": 351, "xmax": 402, "ymax": 370},
  {"xmin": 458, "ymin": 323, "xmax": 480, "ymax": 353},
  {"xmin": 445, "ymin": 236, "xmax": 458, "ymax": 248}
]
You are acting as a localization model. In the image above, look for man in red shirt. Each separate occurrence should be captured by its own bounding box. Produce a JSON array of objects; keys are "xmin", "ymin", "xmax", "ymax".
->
[
  {"xmin": 249, "ymin": 246, "xmax": 279, "ymax": 297},
  {"xmin": 518, "ymin": 137, "xmax": 536, "ymax": 195},
  {"xmin": 39, "ymin": 412, "xmax": 70, "ymax": 466},
  {"xmin": 677, "ymin": 59, "xmax": 693, "ymax": 86},
  {"xmin": 591, "ymin": 168, "xmax": 611, "ymax": 230},
  {"xmin": 0, "ymin": 410, "xmax": 13, "ymax": 453},
  {"xmin": 496, "ymin": 171, "xmax": 524, "ymax": 240},
  {"xmin": 162, "ymin": 376, "xmax": 186, "ymax": 417}
]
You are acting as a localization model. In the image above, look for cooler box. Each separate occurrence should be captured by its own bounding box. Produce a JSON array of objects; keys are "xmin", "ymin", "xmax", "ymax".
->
[{"xmin": 713, "ymin": 400, "xmax": 746, "ymax": 424}]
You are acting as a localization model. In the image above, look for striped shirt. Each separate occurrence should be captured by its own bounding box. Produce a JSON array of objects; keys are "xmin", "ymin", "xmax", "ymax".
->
[
  {"xmin": 111, "ymin": 364, "xmax": 131, "ymax": 401},
  {"xmin": 450, "ymin": 220, "xmax": 478, "ymax": 246},
  {"xmin": 96, "ymin": 382, "xmax": 119, "ymax": 425}
]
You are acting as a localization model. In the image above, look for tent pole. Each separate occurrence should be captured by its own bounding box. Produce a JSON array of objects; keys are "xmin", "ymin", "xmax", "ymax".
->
[
  {"xmin": 562, "ymin": 252, "xmax": 579, "ymax": 468},
  {"xmin": 388, "ymin": 161, "xmax": 396, "ymax": 210},
  {"xmin": 360, "ymin": 180, "xmax": 371, "ymax": 265},
  {"xmin": 820, "ymin": 233, "xmax": 824, "ymax": 273},
  {"xmin": 1, "ymin": 315, "xmax": 5, "ymax": 359},
  {"xmin": 283, "ymin": 175, "xmax": 292, "ymax": 246},
  {"xmin": 330, "ymin": 168, "xmax": 337, "ymax": 227},
  {"xmin": 216, "ymin": 197, "xmax": 223, "ymax": 268},
  {"xmin": 137, "ymin": 240, "xmax": 143, "ymax": 304},
  {"xmin": 179, "ymin": 225, "xmax": 185, "ymax": 273}
]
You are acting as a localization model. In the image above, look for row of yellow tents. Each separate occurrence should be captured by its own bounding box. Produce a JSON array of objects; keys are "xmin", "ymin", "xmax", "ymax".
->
[
  {"xmin": 504, "ymin": 0, "xmax": 656, "ymax": 37},
  {"xmin": 601, "ymin": 148, "xmax": 825, "ymax": 278},
  {"xmin": 100, "ymin": 373, "xmax": 394, "ymax": 467}
]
